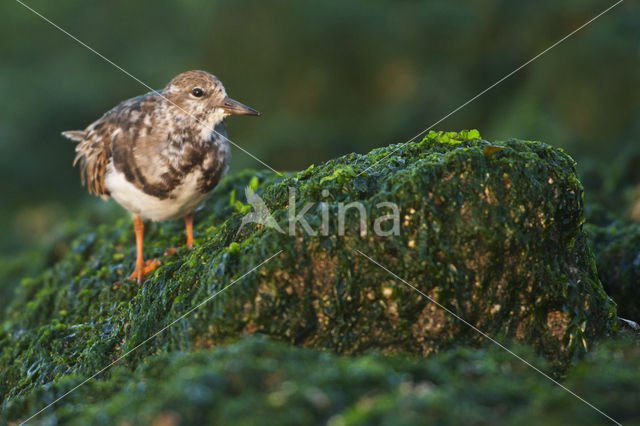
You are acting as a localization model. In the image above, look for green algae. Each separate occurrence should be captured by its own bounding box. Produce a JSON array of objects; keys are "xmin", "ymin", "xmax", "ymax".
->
[
  {"xmin": 4, "ymin": 335, "xmax": 639, "ymax": 425},
  {"xmin": 0, "ymin": 130, "xmax": 618, "ymax": 422},
  {"xmin": 586, "ymin": 222, "xmax": 640, "ymax": 321}
]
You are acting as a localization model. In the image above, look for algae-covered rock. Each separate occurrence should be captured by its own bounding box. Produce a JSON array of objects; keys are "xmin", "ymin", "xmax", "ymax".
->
[
  {"xmin": 0, "ymin": 204, "xmax": 123, "ymax": 316},
  {"xmin": 5, "ymin": 335, "xmax": 639, "ymax": 425},
  {"xmin": 1, "ymin": 131, "xmax": 617, "ymax": 421},
  {"xmin": 586, "ymin": 222, "xmax": 640, "ymax": 321},
  {"xmin": 511, "ymin": 334, "xmax": 640, "ymax": 426}
]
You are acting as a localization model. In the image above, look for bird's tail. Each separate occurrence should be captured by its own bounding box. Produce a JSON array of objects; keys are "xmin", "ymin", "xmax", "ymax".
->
[{"xmin": 61, "ymin": 130, "xmax": 86, "ymax": 142}]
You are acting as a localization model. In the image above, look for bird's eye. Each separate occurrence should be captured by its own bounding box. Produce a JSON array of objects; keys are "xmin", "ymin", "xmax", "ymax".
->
[{"xmin": 191, "ymin": 87, "xmax": 204, "ymax": 98}]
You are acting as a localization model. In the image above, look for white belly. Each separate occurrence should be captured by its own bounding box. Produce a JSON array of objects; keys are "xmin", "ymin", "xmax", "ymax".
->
[{"xmin": 104, "ymin": 161, "xmax": 210, "ymax": 221}]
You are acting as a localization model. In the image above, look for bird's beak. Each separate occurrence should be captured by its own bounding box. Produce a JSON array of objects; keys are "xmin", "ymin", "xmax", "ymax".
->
[{"xmin": 221, "ymin": 97, "xmax": 260, "ymax": 116}]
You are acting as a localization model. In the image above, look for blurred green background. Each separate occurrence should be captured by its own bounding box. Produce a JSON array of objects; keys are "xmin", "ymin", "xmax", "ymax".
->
[{"xmin": 0, "ymin": 0, "xmax": 638, "ymax": 257}]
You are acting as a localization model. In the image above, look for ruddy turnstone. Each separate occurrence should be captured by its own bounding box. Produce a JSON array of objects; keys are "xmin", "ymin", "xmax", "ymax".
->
[{"xmin": 63, "ymin": 70, "xmax": 259, "ymax": 284}]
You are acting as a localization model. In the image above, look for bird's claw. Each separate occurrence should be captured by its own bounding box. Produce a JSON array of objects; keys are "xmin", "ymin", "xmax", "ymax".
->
[
  {"xmin": 163, "ymin": 247, "xmax": 178, "ymax": 256},
  {"xmin": 163, "ymin": 242, "xmax": 194, "ymax": 257},
  {"xmin": 128, "ymin": 258, "xmax": 162, "ymax": 285}
]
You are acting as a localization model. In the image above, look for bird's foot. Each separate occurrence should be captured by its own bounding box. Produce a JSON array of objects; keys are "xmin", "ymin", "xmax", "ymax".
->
[
  {"xmin": 163, "ymin": 243, "xmax": 194, "ymax": 257},
  {"xmin": 163, "ymin": 247, "xmax": 178, "ymax": 256},
  {"xmin": 128, "ymin": 258, "xmax": 162, "ymax": 285}
]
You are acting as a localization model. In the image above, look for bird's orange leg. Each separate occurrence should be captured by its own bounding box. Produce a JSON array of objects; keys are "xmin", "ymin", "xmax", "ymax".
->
[
  {"xmin": 185, "ymin": 213, "xmax": 194, "ymax": 248},
  {"xmin": 162, "ymin": 213, "xmax": 195, "ymax": 256},
  {"xmin": 128, "ymin": 215, "xmax": 161, "ymax": 285}
]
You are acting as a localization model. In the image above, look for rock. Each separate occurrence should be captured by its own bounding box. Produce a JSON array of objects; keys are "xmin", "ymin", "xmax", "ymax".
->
[
  {"xmin": 0, "ymin": 131, "xmax": 617, "ymax": 421},
  {"xmin": 4, "ymin": 335, "xmax": 639, "ymax": 425},
  {"xmin": 586, "ymin": 222, "xmax": 640, "ymax": 321},
  {"xmin": 510, "ymin": 334, "xmax": 640, "ymax": 426}
]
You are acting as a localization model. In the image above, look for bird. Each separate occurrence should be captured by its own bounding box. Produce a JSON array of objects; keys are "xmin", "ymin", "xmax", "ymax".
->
[{"xmin": 63, "ymin": 70, "xmax": 260, "ymax": 285}]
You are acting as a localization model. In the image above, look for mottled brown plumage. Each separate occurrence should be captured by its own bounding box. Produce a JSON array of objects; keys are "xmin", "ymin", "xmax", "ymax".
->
[{"xmin": 63, "ymin": 70, "xmax": 260, "ymax": 284}]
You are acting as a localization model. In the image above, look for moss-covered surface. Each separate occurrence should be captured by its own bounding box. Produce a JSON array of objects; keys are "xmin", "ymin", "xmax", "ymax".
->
[
  {"xmin": 0, "ymin": 202, "xmax": 125, "ymax": 317},
  {"xmin": 0, "ymin": 131, "xmax": 618, "ymax": 422},
  {"xmin": 586, "ymin": 222, "xmax": 640, "ymax": 321},
  {"xmin": 3, "ymin": 334, "xmax": 639, "ymax": 425},
  {"xmin": 580, "ymin": 140, "xmax": 640, "ymax": 225}
]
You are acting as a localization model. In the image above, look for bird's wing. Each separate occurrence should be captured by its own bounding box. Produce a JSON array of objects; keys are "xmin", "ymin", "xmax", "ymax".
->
[{"xmin": 63, "ymin": 93, "xmax": 159, "ymax": 198}]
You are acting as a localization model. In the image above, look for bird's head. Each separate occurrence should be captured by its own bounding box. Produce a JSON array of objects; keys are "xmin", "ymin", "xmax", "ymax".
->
[{"xmin": 163, "ymin": 70, "xmax": 259, "ymax": 127}]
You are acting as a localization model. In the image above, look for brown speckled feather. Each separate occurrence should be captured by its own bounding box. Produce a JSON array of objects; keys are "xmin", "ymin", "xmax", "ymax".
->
[
  {"xmin": 62, "ymin": 127, "xmax": 109, "ymax": 197},
  {"xmin": 63, "ymin": 93, "xmax": 162, "ymax": 198}
]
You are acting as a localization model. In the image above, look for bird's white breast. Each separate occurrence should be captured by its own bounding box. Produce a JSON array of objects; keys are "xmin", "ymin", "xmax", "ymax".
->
[{"xmin": 104, "ymin": 161, "xmax": 210, "ymax": 221}]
